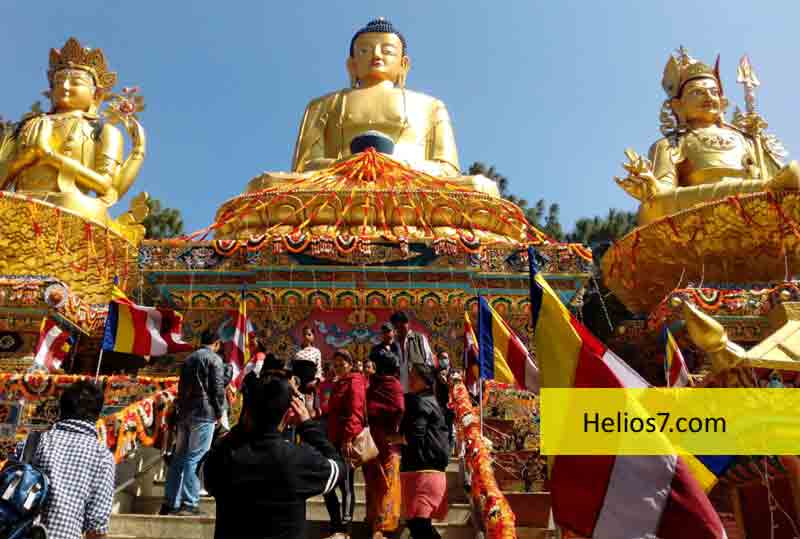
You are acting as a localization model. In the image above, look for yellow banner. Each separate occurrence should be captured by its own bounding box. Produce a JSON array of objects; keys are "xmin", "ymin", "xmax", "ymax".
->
[{"xmin": 540, "ymin": 388, "xmax": 800, "ymax": 455}]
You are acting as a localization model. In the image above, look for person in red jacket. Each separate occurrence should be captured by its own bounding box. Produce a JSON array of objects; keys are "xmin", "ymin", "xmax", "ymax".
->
[
  {"xmin": 324, "ymin": 349, "xmax": 366, "ymax": 539},
  {"xmin": 364, "ymin": 345, "xmax": 405, "ymax": 539}
]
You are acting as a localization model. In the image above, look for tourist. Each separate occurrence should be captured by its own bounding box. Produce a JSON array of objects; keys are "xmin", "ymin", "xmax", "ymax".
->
[
  {"xmin": 204, "ymin": 375, "xmax": 343, "ymax": 539},
  {"xmin": 389, "ymin": 311, "xmax": 433, "ymax": 392},
  {"xmin": 434, "ymin": 350, "xmax": 455, "ymax": 453},
  {"xmin": 292, "ymin": 325, "xmax": 322, "ymax": 416},
  {"xmin": 324, "ymin": 349, "xmax": 366, "ymax": 538},
  {"xmin": 160, "ymin": 329, "xmax": 226, "ymax": 516},
  {"xmin": 400, "ymin": 363, "xmax": 450, "ymax": 539},
  {"xmin": 364, "ymin": 346, "xmax": 405, "ymax": 539},
  {"xmin": 10, "ymin": 380, "xmax": 114, "ymax": 539}
]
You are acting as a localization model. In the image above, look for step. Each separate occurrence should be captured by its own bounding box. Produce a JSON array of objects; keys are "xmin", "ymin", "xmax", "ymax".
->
[
  {"xmin": 130, "ymin": 495, "xmax": 472, "ymax": 525},
  {"xmin": 109, "ymin": 514, "xmax": 499, "ymax": 539}
]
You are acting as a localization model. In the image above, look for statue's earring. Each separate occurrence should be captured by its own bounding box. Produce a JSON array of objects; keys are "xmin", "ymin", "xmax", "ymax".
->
[
  {"xmin": 350, "ymin": 75, "xmax": 359, "ymax": 89},
  {"xmin": 397, "ymin": 71, "xmax": 407, "ymax": 89}
]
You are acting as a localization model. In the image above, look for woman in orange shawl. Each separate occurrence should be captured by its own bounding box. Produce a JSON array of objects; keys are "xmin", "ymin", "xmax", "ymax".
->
[{"xmin": 364, "ymin": 343, "xmax": 405, "ymax": 538}]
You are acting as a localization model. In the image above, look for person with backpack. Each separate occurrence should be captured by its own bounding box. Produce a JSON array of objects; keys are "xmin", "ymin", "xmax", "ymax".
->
[
  {"xmin": 160, "ymin": 329, "xmax": 226, "ymax": 516},
  {"xmin": 3, "ymin": 380, "xmax": 114, "ymax": 539},
  {"xmin": 400, "ymin": 363, "xmax": 451, "ymax": 539}
]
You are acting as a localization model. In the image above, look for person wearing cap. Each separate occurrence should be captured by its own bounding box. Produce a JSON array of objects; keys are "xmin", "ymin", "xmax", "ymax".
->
[
  {"xmin": 203, "ymin": 374, "xmax": 343, "ymax": 539},
  {"xmin": 389, "ymin": 311, "xmax": 433, "ymax": 392},
  {"xmin": 324, "ymin": 349, "xmax": 366, "ymax": 538},
  {"xmin": 400, "ymin": 363, "xmax": 450, "ymax": 539},
  {"xmin": 364, "ymin": 345, "xmax": 405, "ymax": 538}
]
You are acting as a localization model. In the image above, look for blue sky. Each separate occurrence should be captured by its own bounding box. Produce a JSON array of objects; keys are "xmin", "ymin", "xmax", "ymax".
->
[{"xmin": 2, "ymin": 1, "xmax": 799, "ymax": 233}]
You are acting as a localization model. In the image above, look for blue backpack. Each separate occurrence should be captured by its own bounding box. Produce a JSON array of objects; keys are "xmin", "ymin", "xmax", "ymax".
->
[{"xmin": 0, "ymin": 431, "xmax": 50, "ymax": 539}]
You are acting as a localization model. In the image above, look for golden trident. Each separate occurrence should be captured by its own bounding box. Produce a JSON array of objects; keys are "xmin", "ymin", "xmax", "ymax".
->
[{"xmin": 737, "ymin": 55, "xmax": 768, "ymax": 180}]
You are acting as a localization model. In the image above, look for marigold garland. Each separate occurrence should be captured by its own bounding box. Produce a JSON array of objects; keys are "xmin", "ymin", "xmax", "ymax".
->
[{"xmin": 450, "ymin": 381, "xmax": 517, "ymax": 539}]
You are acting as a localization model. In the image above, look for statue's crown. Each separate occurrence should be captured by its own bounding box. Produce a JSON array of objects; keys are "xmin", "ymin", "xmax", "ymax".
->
[
  {"xmin": 662, "ymin": 47, "xmax": 719, "ymax": 99},
  {"xmin": 48, "ymin": 37, "xmax": 117, "ymax": 90}
]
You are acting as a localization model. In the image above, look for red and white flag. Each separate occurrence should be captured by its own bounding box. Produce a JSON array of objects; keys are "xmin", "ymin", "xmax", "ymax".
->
[
  {"xmin": 227, "ymin": 294, "xmax": 252, "ymax": 389},
  {"xmin": 463, "ymin": 312, "xmax": 480, "ymax": 394},
  {"xmin": 33, "ymin": 318, "xmax": 72, "ymax": 372}
]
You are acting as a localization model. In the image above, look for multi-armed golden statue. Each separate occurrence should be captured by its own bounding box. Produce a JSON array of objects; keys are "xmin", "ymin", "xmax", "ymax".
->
[
  {"xmin": 0, "ymin": 37, "xmax": 147, "ymax": 235},
  {"xmin": 615, "ymin": 47, "xmax": 800, "ymax": 225}
]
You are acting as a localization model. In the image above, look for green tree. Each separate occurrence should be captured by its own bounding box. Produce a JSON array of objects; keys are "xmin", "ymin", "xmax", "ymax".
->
[
  {"xmin": 566, "ymin": 208, "xmax": 637, "ymax": 245},
  {"xmin": 466, "ymin": 162, "xmax": 564, "ymax": 240},
  {"xmin": 142, "ymin": 198, "xmax": 184, "ymax": 239}
]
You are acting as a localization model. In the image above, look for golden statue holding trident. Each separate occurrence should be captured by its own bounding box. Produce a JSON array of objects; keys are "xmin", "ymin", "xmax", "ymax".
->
[
  {"xmin": 615, "ymin": 48, "xmax": 800, "ymax": 226},
  {"xmin": 0, "ymin": 37, "xmax": 148, "ymax": 236}
]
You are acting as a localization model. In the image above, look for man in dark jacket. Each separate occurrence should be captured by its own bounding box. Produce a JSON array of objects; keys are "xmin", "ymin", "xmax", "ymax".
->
[
  {"xmin": 161, "ymin": 329, "xmax": 225, "ymax": 516},
  {"xmin": 204, "ymin": 374, "xmax": 343, "ymax": 539}
]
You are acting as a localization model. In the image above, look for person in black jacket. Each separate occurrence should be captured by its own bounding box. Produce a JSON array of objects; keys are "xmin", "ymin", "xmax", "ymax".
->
[
  {"xmin": 204, "ymin": 372, "xmax": 343, "ymax": 539},
  {"xmin": 400, "ymin": 363, "xmax": 450, "ymax": 539}
]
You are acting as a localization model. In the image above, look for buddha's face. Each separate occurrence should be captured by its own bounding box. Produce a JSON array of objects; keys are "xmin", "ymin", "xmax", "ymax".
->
[
  {"xmin": 671, "ymin": 77, "xmax": 728, "ymax": 126},
  {"xmin": 50, "ymin": 69, "xmax": 97, "ymax": 113},
  {"xmin": 347, "ymin": 33, "xmax": 409, "ymax": 87}
]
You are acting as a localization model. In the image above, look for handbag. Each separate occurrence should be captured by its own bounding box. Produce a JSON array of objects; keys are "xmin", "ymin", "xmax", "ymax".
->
[{"xmin": 349, "ymin": 396, "xmax": 378, "ymax": 467}]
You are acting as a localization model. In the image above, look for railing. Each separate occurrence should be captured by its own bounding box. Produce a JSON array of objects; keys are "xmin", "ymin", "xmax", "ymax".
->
[{"xmin": 450, "ymin": 380, "xmax": 517, "ymax": 539}]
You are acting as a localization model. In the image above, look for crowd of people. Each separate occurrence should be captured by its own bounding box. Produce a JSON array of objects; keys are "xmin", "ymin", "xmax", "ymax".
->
[
  {"xmin": 187, "ymin": 310, "xmax": 454, "ymax": 539},
  {"xmin": 2, "ymin": 310, "xmax": 455, "ymax": 539}
]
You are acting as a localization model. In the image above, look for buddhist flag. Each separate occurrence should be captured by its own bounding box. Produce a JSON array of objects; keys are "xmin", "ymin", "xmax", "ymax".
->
[
  {"xmin": 102, "ymin": 286, "xmax": 192, "ymax": 356},
  {"xmin": 477, "ymin": 295, "xmax": 539, "ymax": 392},
  {"xmin": 33, "ymin": 318, "xmax": 73, "ymax": 371},
  {"xmin": 463, "ymin": 312, "xmax": 480, "ymax": 394},
  {"xmin": 664, "ymin": 329, "xmax": 690, "ymax": 388},
  {"xmin": 528, "ymin": 247, "xmax": 727, "ymax": 538}
]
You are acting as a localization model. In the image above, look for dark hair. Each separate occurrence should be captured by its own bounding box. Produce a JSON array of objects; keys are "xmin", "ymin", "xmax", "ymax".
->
[
  {"xmin": 410, "ymin": 363, "xmax": 436, "ymax": 388},
  {"xmin": 255, "ymin": 337, "xmax": 268, "ymax": 354},
  {"xmin": 60, "ymin": 380, "xmax": 104, "ymax": 422},
  {"xmin": 302, "ymin": 326, "xmax": 313, "ymax": 335},
  {"xmin": 390, "ymin": 311, "xmax": 409, "ymax": 325},
  {"xmin": 349, "ymin": 18, "xmax": 406, "ymax": 57},
  {"xmin": 244, "ymin": 376, "xmax": 291, "ymax": 432},
  {"xmin": 333, "ymin": 349, "xmax": 354, "ymax": 365},
  {"xmin": 200, "ymin": 328, "xmax": 218, "ymax": 346},
  {"xmin": 370, "ymin": 346, "xmax": 400, "ymax": 376}
]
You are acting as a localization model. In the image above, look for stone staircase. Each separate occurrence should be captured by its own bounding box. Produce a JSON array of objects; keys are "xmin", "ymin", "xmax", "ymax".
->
[{"xmin": 109, "ymin": 450, "xmax": 555, "ymax": 539}]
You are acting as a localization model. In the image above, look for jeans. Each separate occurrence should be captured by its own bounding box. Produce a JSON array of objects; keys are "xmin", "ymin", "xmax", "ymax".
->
[{"xmin": 164, "ymin": 420, "xmax": 215, "ymax": 510}]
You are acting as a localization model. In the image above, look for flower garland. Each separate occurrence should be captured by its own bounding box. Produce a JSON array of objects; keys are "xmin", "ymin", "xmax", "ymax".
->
[
  {"xmin": 0, "ymin": 373, "xmax": 177, "ymax": 402},
  {"xmin": 450, "ymin": 380, "xmax": 517, "ymax": 539},
  {"xmin": 96, "ymin": 383, "xmax": 178, "ymax": 463}
]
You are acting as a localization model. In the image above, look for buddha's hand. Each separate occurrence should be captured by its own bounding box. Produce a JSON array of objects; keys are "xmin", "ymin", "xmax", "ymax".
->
[
  {"xmin": 614, "ymin": 148, "xmax": 660, "ymax": 202},
  {"xmin": 17, "ymin": 115, "xmax": 55, "ymax": 163}
]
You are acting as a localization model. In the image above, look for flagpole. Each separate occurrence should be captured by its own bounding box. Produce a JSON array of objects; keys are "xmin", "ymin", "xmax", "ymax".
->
[{"xmin": 95, "ymin": 349, "xmax": 105, "ymax": 380}]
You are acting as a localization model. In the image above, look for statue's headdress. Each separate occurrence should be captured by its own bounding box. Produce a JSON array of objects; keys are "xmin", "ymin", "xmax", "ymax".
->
[
  {"xmin": 662, "ymin": 47, "xmax": 721, "ymax": 99},
  {"xmin": 350, "ymin": 17, "xmax": 407, "ymax": 56},
  {"xmin": 48, "ymin": 37, "xmax": 117, "ymax": 90}
]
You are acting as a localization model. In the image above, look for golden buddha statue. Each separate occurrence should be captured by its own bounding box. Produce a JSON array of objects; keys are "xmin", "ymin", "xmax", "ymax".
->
[
  {"xmin": 0, "ymin": 37, "xmax": 147, "ymax": 235},
  {"xmin": 292, "ymin": 17, "xmax": 459, "ymax": 177},
  {"xmin": 216, "ymin": 19, "xmax": 533, "ymax": 244},
  {"xmin": 615, "ymin": 48, "xmax": 800, "ymax": 226}
]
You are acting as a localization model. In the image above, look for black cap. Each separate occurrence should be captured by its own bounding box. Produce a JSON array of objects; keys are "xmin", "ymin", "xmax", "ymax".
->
[
  {"xmin": 350, "ymin": 18, "xmax": 407, "ymax": 57},
  {"xmin": 390, "ymin": 311, "xmax": 409, "ymax": 325},
  {"xmin": 381, "ymin": 321, "xmax": 394, "ymax": 332}
]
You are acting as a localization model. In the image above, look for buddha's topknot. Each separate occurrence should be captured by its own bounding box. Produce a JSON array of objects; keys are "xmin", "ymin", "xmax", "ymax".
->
[{"xmin": 349, "ymin": 17, "xmax": 406, "ymax": 57}]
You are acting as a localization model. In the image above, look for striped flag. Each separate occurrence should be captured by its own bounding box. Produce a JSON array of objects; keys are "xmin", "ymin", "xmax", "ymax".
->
[
  {"xmin": 33, "ymin": 318, "xmax": 73, "ymax": 371},
  {"xmin": 102, "ymin": 287, "xmax": 192, "ymax": 356},
  {"xmin": 463, "ymin": 312, "xmax": 480, "ymax": 394},
  {"xmin": 664, "ymin": 329, "xmax": 690, "ymax": 388},
  {"xmin": 226, "ymin": 292, "xmax": 251, "ymax": 389},
  {"xmin": 477, "ymin": 295, "xmax": 539, "ymax": 392},
  {"xmin": 528, "ymin": 247, "xmax": 727, "ymax": 539}
]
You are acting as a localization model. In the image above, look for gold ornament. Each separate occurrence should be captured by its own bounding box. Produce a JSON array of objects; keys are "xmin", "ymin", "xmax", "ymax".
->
[{"xmin": 48, "ymin": 37, "xmax": 118, "ymax": 90}]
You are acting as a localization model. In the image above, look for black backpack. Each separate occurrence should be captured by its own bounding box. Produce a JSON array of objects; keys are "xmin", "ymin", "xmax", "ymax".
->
[{"xmin": 0, "ymin": 432, "xmax": 50, "ymax": 539}]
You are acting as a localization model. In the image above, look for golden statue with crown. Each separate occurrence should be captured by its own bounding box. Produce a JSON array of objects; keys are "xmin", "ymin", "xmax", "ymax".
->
[
  {"xmin": 0, "ymin": 38, "xmax": 148, "ymax": 303},
  {"xmin": 601, "ymin": 48, "xmax": 800, "ymax": 312},
  {"xmin": 0, "ymin": 37, "xmax": 148, "ymax": 238},
  {"xmin": 214, "ymin": 19, "xmax": 539, "ymax": 246}
]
